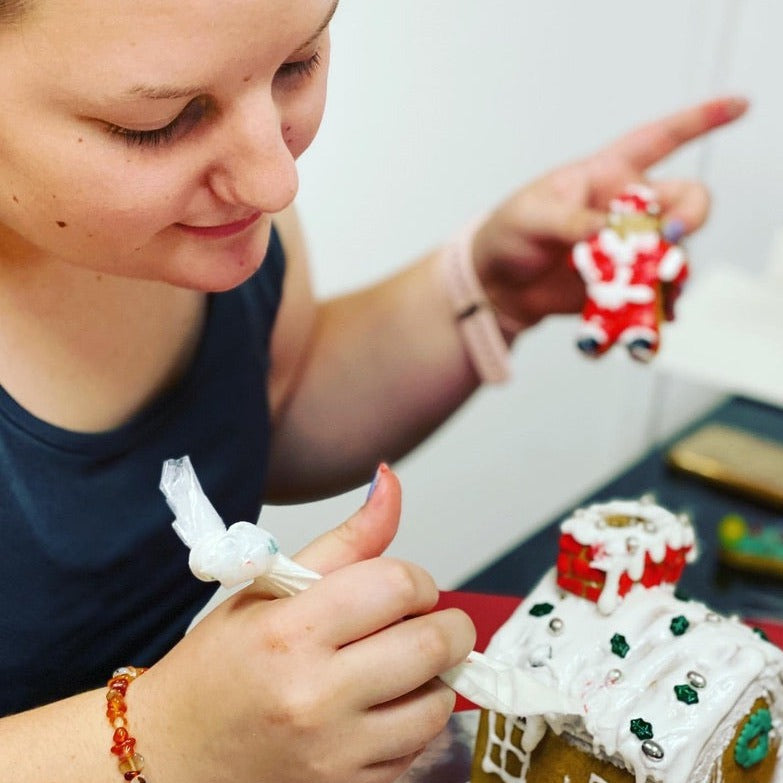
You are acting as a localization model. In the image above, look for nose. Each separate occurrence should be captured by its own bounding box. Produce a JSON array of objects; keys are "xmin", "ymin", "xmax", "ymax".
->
[{"xmin": 207, "ymin": 92, "xmax": 299, "ymax": 213}]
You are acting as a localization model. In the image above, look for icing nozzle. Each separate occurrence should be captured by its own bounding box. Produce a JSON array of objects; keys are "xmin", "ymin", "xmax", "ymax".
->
[{"xmin": 439, "ymin": 651, "xmax": 581, "ymax": 717}]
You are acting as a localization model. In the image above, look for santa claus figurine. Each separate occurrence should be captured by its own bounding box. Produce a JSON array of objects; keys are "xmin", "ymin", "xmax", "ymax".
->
[{"xmin": 571, "ymin": 184, "xmax": 688, "ymax": 362}]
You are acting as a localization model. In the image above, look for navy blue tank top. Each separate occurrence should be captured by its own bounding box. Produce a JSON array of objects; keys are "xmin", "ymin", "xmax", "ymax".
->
[{"xmin": 0, "ymin": 229, "xmax": 285, "ymax": 715}]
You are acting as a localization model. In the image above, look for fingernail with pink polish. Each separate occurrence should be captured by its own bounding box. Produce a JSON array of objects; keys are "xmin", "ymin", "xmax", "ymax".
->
[{"xmin": 366, "ymin": 463, "xmax": 388, "ymax": 502}]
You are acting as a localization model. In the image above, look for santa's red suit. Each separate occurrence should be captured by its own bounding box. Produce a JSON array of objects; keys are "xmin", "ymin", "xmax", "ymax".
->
[{"xmin": 571, "ymin": 227, "xmax": 688, "ymax": 362}]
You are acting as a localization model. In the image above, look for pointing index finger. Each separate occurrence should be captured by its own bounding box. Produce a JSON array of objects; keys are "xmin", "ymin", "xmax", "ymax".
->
[{"xmin": 604, "ymin": 96, "xmax": 749, "ymax": 171}]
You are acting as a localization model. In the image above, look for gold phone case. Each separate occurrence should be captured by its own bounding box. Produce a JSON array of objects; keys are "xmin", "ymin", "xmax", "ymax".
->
[{"xmin": 666, "ymin": 423, "xmax": 783, "ymax": 508}]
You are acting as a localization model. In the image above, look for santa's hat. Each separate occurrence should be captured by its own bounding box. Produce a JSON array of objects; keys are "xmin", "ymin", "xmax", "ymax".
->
[{"xmin": 609, "ymin": 184, "xmax": 661, "ymax": 217}]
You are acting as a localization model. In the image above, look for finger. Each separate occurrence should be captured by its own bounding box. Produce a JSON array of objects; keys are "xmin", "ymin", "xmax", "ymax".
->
[
  {"xmin": 652, "ymin": 179, "xmax": 711, "ymax": 236},
  {"xmin": 338, "ymin": 607, "xmax": 476, "ymax": 707},
  {"xmin": 293, "ymin": 464, "xmax": 401, "ymax": 575},
  {"xmin": 294, "ymin": 557, "xmax": 441, "ymax": 647},
  {"xmin": 510, "ymin": 197, "xmax": 606, "ymax": 246},
  {"xmin": 604, "ymin": 95, "xmax": 748, "ymax": 171},
  {"xmin": 361, "ymin": 678, "xmax": 457, "ymax": 763},
  {"xmin": 362, "ymin": 751, "xmax": 426, "ymax": 783}
]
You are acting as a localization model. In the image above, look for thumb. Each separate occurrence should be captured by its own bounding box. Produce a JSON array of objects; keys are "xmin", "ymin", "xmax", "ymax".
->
[{"xmin": 292, "ymin": 464, "xmax": 402, "ymax": 575}]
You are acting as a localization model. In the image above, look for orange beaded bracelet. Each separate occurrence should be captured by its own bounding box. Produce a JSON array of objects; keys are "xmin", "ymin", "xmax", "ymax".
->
[{"xmin": 105, "ymin": 666, "xmax": 148, "ymax": 782}]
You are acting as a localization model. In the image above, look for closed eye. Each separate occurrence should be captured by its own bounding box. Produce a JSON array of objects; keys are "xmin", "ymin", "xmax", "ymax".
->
[
  {"xmin": 104, "ymin": 95, "xmax": 209, "ymax": 148},
  {"xmin": 276, "ymin": 51, "xmax": 322, "ymax": 83}
]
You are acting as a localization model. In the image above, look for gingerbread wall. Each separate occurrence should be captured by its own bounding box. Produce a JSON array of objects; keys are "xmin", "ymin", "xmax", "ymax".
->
[{"xmin": 471, "ymin": 698, "xmax": 780, "ymax": 783}]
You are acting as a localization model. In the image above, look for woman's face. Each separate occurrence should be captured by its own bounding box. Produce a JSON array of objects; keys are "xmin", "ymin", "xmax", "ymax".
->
[{"xmin": 0, "ymin": 0, "xmax": 335, "ymax": 291}]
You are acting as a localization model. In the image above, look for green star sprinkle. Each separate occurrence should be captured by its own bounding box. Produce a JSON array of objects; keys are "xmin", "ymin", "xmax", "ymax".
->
[
  {"xmin": 753, "ymin": 627, "xmax": 770, "ymax": 642},
  {"xmin": 674, "ymin": 684, "xmax": 699, "ymax": 705},
  {"xmin": 630, "ymin": 718, "xmax": 654, "ymax": 740},
  {"xmin": 529, "ymin": 602, "xmax": 554, "ymax": 617},
  {"xmin": 610, "ymin": 633, "xmax": 630, "ymax": 658},
  {"xmin": 670, "ymin": 615, "xmax": 690, "ymax": 636}
]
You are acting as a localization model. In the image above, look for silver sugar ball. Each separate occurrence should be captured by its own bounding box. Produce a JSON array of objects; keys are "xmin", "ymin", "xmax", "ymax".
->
[
  {"xmin": 706, "ymin": 612, "xmax": 722, "ymax": 623},
  {"xmin": 548, "ymin": 617, "xmax": 564, "ymax": 635},
  {"xmin": 643, "ymin": 520, "xmax": 658, "ymax": 534},
  {"xmin": 642, "ymin": 740, "xmax": 664, "ymax": 760},
  {"xmin": 687, "ymin": 671, "xmax": 707, "ymax": 689},
  {"xmin": 605, "ymin": 668, "xmax": 623, "ymax": 685},
  {"xmin": 640, "ymin": 493, "xmax": 656, "ymax": 505},
  {"xmin": 626, "ymin": 536, "xmax": 640, "ymax": 554}
]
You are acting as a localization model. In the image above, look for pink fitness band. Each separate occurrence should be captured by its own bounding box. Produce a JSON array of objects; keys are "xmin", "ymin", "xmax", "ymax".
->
[{"xmin": 439, "ymin": 221, "xmax": 512, "ymax": 384}]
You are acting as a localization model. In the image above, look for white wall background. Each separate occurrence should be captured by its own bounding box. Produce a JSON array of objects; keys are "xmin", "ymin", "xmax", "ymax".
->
[{"xmin": 263, "ymin": 0, "xmax": 783, "ymax": 589}]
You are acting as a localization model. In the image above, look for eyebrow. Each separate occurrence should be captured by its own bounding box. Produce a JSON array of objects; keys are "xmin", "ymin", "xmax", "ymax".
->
[
  {"xmin": 122, "ymin": 1, "xmax": 339, "ymax": 101},
  {"xmin": 297, "ymin": 0, "xmax": 340, "ymax": 52},
  {"xmin": 123, "ymin": 84, "xmax": 206, "ymax": 101}
]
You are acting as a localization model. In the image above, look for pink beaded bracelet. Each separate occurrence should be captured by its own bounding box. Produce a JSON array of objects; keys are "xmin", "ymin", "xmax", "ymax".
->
[{"xmin": 105, "ymin": 666, "xmax": 148, "ymax": 782}]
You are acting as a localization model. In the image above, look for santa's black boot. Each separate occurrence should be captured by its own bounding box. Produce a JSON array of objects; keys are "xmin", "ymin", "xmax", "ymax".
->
[
  {"xmin": 627, "ymin": 338, "xmax": 657, "ymax": 363},
  {"xmin": 576, "ymin": 337, "xmax": 602, "ymax": 357}
]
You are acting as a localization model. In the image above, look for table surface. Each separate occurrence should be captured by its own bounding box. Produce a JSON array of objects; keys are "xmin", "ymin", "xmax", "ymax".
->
[
  {"xmin": 398, "ymin": 710, "xmax": 478, "ymax": 783},
  {"xmin": 459, "ymin": 395, "xmax": 783, "ymax": 620}
]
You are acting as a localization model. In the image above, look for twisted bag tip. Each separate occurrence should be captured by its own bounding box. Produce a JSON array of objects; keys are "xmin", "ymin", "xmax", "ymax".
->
[{"xmin": 160, "ymin": 455, "xmax": 226, "ymax": 548}]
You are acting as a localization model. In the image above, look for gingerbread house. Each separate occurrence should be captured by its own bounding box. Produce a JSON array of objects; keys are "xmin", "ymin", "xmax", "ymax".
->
[{"xmin": 471, "ymin": 497, "xmax": 783, "ymax": 783}]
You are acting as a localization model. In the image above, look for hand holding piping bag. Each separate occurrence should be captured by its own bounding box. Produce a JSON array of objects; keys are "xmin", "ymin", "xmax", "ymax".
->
[
  {"xmin": 161, "ymin": 457, "xmax": 578, "ymax": 716},
  {"xmin": 146, "ymin": 459, "xmax": 473, "ymax": 783}
]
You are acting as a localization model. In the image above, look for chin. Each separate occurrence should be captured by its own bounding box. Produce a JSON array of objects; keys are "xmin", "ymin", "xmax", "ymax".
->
[
  {"xmin": 172, "ymin": 253, "xmax": 266, "ymax": 293},
  {"xmin": 163, "ymin": 222, "xmax": 272, "ymax": 292}
]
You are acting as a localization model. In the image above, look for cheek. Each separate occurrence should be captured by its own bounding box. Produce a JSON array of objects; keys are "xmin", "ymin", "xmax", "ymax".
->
[
  {"xmin": 282, "ymin": 69, "xmax": 329, "ymax": 160},
  {"xmin": 283, "ymin": 115, "xmax": 321, "ymax": 161},
  {"xmin": 67, "ymin": 150, "xmax": 203, "ymax": 237},
  {"xmin": 1, "ymin": 140, "xmax": 198, "ymax": 259}
]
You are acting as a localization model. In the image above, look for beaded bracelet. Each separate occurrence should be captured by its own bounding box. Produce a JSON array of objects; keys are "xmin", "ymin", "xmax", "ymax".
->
[{"xmin": 105, "ymin": 666, "xmax": 148, "ymax": 782}]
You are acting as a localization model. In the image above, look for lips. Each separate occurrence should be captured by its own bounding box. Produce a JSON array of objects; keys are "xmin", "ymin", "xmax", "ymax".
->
[{"xmin": 176, "ymin": 211, "xmax": 262, "ymax": 239}]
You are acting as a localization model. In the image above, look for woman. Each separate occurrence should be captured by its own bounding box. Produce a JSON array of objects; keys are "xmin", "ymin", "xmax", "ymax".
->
[{"xmin": 0, "ymin": 0, "xmax": 746, "ymax": 780}]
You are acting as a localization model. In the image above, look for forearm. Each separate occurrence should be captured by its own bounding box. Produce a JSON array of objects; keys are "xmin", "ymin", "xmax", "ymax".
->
[
  {"xmin": 0, "ymin": 689, "xmax": 118, "ymax": 782},
  {"xmin": 265, "ymin": 248, "xmax": 490, "ymax": 502}
]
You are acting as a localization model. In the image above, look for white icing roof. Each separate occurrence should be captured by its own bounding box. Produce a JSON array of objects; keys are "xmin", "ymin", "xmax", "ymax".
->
[{"xmin": 486, "ymin": 568, "xmax": 783, "ymax": 783}]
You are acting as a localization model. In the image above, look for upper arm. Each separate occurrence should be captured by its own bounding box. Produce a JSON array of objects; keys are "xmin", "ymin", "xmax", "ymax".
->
[{"xmin": 267, "ymin": 204, "xmax": 318, "ymax": 423}]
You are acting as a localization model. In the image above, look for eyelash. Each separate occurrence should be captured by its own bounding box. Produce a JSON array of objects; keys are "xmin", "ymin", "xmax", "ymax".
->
[
  {"xmin": 104, "ymin": 50, "xmax": 322, "ymax": 150},
  {"xmin": 277, "ymin": 50, "xmax": 322, "ymax": 81},
  {"xmin": 105, "ymin": 96, "xmax": 208, "ymax": 149}
]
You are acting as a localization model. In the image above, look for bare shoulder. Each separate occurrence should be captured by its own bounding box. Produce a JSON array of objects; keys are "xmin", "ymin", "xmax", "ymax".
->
[{"xmin": 268, "ymin": 204, "xmax": 317, "ymax": 421}]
